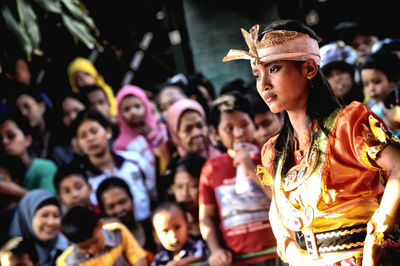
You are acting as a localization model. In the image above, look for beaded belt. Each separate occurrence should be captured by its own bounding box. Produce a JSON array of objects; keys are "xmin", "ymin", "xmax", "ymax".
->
[{"xmin": 302, "ymin": 224, "xmax": 367, "ymax": 259}]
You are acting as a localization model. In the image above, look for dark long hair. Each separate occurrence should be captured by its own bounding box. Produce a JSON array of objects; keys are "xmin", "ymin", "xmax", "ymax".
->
[{"xmin": 260, "ymin": 19, "xmax": 341, "ymax": 174}]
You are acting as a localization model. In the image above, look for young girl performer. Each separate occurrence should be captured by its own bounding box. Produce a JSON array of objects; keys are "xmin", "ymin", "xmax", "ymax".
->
[{"xmin": 223, "ymin": 19, "xmax": 400, "ymax": 266}]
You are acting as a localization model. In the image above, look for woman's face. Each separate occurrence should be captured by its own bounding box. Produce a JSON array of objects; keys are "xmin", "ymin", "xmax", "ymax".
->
[
  {"xmin": 326, "ymin": 69, "xmax": 353, "ymax": 98},
  {"xmin": 62, "ymin": 97, "xmax": 85, "ymax": 128},
  {"xmin": 252, "ymin": 60, "xmax": 309, "ymax": 114},
  {"xmin": 16, "ymin": 94, "xmax": 45, "ymax": 128},
  {"xmin": 174, "ymin": 170, "xmax": 199, "ymax": 212},
  {"xmin": 100, "ymin": 187, "xmax": 134, "ymax": 225},
  {"xmin": 0, "ymin": 120, "xmax": 31, "ymax": 158},
  {"xmin": 76, "ymin": 119, "xmax": 111, "ymax": 157},
  {"xmin": 158, "ymin": 86, "xmax": 187, "ymax": 115},
  {"xmin": 120, "ymin": 95, "xmax": 146, "ymax": 127},
  {"xmin": 177, "ymin": 110, "xmax": 208, "ymax": 154},
  {"xmin": 32, "ymin": 205, "xmax": 61, "ymax": 241},
  {"xmin": 74, "ymin": 70, "xmax": 96, "ymax": 88},
  {"xmin": 217, "ymin": 110, "xmax": 255, "ymax": 150},
  {"xmin": 361, "ymin": 68, "xmax": 395, "ymax": 102}
]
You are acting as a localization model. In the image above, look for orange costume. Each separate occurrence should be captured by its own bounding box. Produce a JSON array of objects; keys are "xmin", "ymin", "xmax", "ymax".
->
[{"xmin": 257, "ymin": 101, "xmax": 398, "ymax": 264}]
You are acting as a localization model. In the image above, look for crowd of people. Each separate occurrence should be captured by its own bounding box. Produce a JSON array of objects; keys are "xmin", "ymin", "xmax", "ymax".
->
[{"xmin": 0, "ymin": 17, "xmax": 400, "ymax": 266}]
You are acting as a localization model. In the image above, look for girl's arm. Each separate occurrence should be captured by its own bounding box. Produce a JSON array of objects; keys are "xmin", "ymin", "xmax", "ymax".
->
[
  {"xmin": 199, "ymin": 203, "xmax": 232, "ymax": 266},
  {"xmin": 363, "ymin": 143, "xmax": 400, "ymax": 266}
]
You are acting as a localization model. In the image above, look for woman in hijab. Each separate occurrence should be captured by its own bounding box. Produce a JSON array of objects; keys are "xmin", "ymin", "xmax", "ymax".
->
[
  {"xmin": 8, "ymin": 189, "xmax": 70, "ymax": 266},
  {"xmin": 158, "ymin": 98, "xmax": 221, "ymax": 202},
  {"xmin": 67, "ymin": 57, "xmax": 116, "ymax": 117}
]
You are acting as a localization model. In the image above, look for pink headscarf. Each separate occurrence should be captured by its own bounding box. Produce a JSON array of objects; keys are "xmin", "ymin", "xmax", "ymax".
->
[
  {"xmin": 113, "ymin": 84, "xmax": 167, "ymax": 152},
  {"xmin": 164, "ymin": 98, "xmax": 220, "ymax": 158}
]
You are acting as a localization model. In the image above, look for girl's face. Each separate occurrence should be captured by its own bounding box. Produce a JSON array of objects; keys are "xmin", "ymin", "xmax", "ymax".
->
[
  {"xmin": 32, "ymin": 205, "xmax": 61, "ymax": 241},
  {"xmin": 76, "ymin": 119, "xmax": 111, "ymax": 157},
  {"xmin": 252, "ymin": 60, "xmax": 309, "ymax": 114},
  {"xmin": 361, "ymin": 69, "xmax": 395, "ymax": 102},
  {"xmin": 158, "ymin": 87, "xmax": 187, "ymax": 115},
  {"xmin": 86, "ymin": 90, "xmax": 110, "ymax": 120},
  {"xmin": 0, "ymin": 120, "xmax": 31, "ymax": 157},
  {"xmin": 62, "ymin": 97, "xmax": 85, "ymax": 128},
  {"xmin": 217, "ymin": 110, "xmax": 255, "ymax": 150},
  {"xmin": 152, "ymin": 206, "xmax": 188, "ymax": 253},
  {"xmin": 59, "ymin": 175, "xmax": 91, "ymax": 209},
  {"xmin": 100, "ymin": 187, "xmax": 134, "ymax": 225},
  {"xmin": 177, "ymin": 110, "xmax": 208, "ymax": 154},
  {"xmin": 253, "ymin": 112, "xmax": 281, "ymax": 146},
  {"xmin": 74, "ymin": 71, "xmax": 96, "ymax": 88},
  {"xmin": 326, "ymin": 69, "xmax": 353, "ymax": 98},
  {"xmin": 120, "ymin": 95, "xmax": 146, "ymax": 126},
  {"xmin": 16, "ymin": 94, "xmax": 45, "ymax": 128},
  {"xmin": 174, "ymin": 170, "xmax": 199, "ymax": 212}
]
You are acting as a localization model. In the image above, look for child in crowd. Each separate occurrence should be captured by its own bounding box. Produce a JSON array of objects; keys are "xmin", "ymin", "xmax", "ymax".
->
[
  {"xmin": 57, "ymin": 205, "xmax": 147, "ymax": 266},
  {"xmin": 0, "ymin": 112, "xmax": 57, "ymax": 194},
  {"xmin": 156, "ymin": 81, "xmax": 187, "ymax": 119},
  {"xmin": 173, "ymin": 153, "xmax": 206, "ymax": 238},
  {"xmin": 320, "ymin": 41, "xmax": 365, "ymax": 106},
  {"xmin": 70, "ymin": 107, "xmax": 155, "ymax": 223},
  {"xmin": 152, "ymin": 202, "xmax": 209, "ymax": 266},
  {"xmin": 0, "ymin": 237, "xmax": 40, "ymax": 266},
  {"xmin": 114, "ymin": 84, "xmax": 170, "ymax": 175},
  {"xmin": 96, "ymin": 176, "xmax": 157, "ymax": 263},
  {"xmin": 53, "ymin": 163, "xmax": 99, "ymax": 215},
  {"xmin": 246, "ymin": 87, "xmax": 282, "ymax": 146},
  {"xmin": 199, "ymin": 91, "xmax": 278, "ymax": 265},
  {"xmin": 360, "ymin": 51, "xmax": 400, "ymax": 137},
  {"xmin": 79, "ymin": 85, "xmax": 119, "ymax": 139},
  {"xmin": 67, "ymin": 57, "xmax": 116, "ymax": 116},
  {"xmin": 9, "ymin": 189, "xmax": 69, "ymax": 266}
]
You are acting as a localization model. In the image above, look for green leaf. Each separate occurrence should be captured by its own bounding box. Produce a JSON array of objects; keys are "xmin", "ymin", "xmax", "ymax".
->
[
  {"xmin": 0, "ymin": 2, "xmax": 33, "ymax": 59},
  {"xmin": 61, "ymin": 14, "xmax": 101, "ymax": 50},
  {"xmin": 60, "ymin": 0, "xmax": 98, "ymax": 33},
  {"xmin": 17, "ymin": 0, "xmax": 41, "ymax": 49},
  {"xmin": 33, "ymin": 0, "xmax": 62, "ymax": 14}
]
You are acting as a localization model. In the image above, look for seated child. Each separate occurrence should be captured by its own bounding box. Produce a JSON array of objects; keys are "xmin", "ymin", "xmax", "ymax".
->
[
  {"xmin": 57, "ymin": 205, "xmax": 147, "ymax": 266},
  {"xmin": 0, "ymin": 237, "xmax": 40, "ymax": 266},
  {"xmin": 53, "ymin": 163, "xmax": 99, "ymax": 215},
  {"xmin": 151, "ymin": 202, "xmax": 209, "ymax": 266},
  {"xmin": 173, "ymin": 153, "xmax": 206, "ymax": 238}
]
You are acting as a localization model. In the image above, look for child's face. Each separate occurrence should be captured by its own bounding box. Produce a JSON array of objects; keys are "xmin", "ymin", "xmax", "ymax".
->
[
  {"xmin": 100, "ymin": 187, "xmax": 134, "ymax": 225},
  {"xmin": 352, "ymin": 34, "xmax": 379, "ymax": 60},
  {"xmin": 217, "ymin": 110, "xmax": 255, "ymax": 150},
  {"xmin": 174, "ymin": 170, "xmax": 199, "ymax": 212},
  {"xmin": 76, "ymin": 119, "xmax": 111, "ymax": 157},
  {"xmin": 59, "ymin": 174, "xmax": 91, "ymax": 209},
  {"xmin": 74, "ymin": 71, "xmax": 95, "ymax": 88},
  {"xmin": 0, "ymin": 120, "xmax": 31, "ymax": 158},
  {"xmin": 75, "ymin": 222, "xmax": 105, "ymax": 255},
  {"xmin": 86, "ymin": 90, "xmax": 111, "ymax": 119},
  {"xmin": 120, "ymin": 95, "xmax": 146, "ymax": 127},
  {"xmin": 153, "ymin": 206, "xmax": 188, "ymax": 253},
  {"xmin": 1, "ymin": 252, "xmax": 36, "ymax": 266},
  {"xmin": 325, "ymin": 69, "xmax": 353, "ymax": 98},
  {"xmin": 253, "ymin": 112, "xmax": 281, "ymax": 146},
  {"xmin": 32, "ymin": 205, "xmax": 61, "ymax": 241},
  {"xmin": 361, "ymin": 69, "xmax": 395, "ymax": 102},
  {"xmin": 158, "ymin": 86, "xmax": 187, "ymax": 115},
  {"xmin": 15, "ymin": 94, "xmax": 45, "ymax": 128},
  {"xmin": 62, "ymin": 97, "xmax": 85, "ymax": 128},
  {"xmin": 177, "ymin": 110, "xmax": 209, "ymax": 154}
]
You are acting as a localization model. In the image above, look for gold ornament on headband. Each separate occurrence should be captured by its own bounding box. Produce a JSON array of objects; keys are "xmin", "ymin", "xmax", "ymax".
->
[{"xmin": 223, "ymin": 24, "xmax": 321, "ymax": 65}]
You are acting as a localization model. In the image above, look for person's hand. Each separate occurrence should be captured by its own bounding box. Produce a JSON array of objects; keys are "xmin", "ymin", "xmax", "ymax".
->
[
  {"xmin": 284, "ymin": 239, "xmax": 313, "ymax": 266},
  {"xmin": 231, "ymin": 142, "xmax": 256, "ymax": 168},
  {"xmin": 208, "ymin": 248, "xmax": 232, "ymax": 266},
  {"xmin": 362, "ymin": 233, "xmax": 386, "ymax": 266}
]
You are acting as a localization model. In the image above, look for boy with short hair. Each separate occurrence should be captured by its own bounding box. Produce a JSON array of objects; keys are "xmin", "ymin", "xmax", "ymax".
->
[
  {"xmin": 0, "ymin": 237, "xmax": 40, "ymax": 266},
  {"xmin": 53, "ymin": 163, "xmax": 98, "ymax": 214},
  {"xmin": 57, "ymin": 205, "xmax": 147, "ymax": 266}
]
